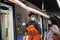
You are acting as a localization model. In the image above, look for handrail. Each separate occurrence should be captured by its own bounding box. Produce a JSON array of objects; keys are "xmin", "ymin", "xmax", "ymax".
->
[{"xmin": 9, "ymin": 0, "xmax": 50, "ymax": 18}]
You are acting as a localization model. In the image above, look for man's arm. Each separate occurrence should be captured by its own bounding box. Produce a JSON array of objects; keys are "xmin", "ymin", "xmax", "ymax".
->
[
  {"xmin": 35, "ymin": 22, "xmax": 42, "ymax": 38},
  {"xmin": 35, "ymin": 22, "xmax": 41, "ymax": 34}
]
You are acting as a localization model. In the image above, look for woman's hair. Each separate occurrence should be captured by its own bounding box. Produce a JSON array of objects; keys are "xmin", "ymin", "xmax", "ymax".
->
[
  {"xmin": 54, "ymin": 15, "xmax": 60, "ymax": 24},
  {"xmin": 50, "ymin": 15, "xmax": 60, "ymax": 28},
  {"xmin": 48, "ymin": 24, "xmax": 52, "ymax": 27}
]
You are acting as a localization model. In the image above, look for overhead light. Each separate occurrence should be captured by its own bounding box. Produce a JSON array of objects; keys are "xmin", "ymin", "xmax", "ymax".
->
[{"xmin": 56, "ymin": 0, "xmax": 60, "ymax": 8}]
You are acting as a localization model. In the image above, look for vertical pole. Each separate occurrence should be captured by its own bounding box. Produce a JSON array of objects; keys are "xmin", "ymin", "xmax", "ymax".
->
[
  {"xmin": 42, "ymin": 0, "xmax": 44, "ymax": 40},
  {"xmin": 42, "ymin": 1, "xmax": 44, "ymax": 11}
]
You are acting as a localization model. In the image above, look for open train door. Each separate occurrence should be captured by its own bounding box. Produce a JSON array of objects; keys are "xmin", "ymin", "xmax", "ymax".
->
[{"xmin": 0, "ymin": 3, "xmax": 14, "ymax": 40}]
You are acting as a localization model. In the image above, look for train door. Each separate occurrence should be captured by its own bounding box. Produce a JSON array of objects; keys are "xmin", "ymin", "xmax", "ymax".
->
[
  {"xmin": 0, "ymin": 3, "xmax": 14, "ymax": 40},
  {"xmin": 1, "ymin": 11, "xmax": 9, "ymax": 40}
]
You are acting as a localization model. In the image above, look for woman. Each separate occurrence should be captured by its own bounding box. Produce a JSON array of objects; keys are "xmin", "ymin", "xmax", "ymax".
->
[
  {"xmin": 47, "ymin": 15, "xmax": 60, "ymax": 40},
  {"xmin": 47, "ymin": 24, "xmax": 60, "ymax": 40}
]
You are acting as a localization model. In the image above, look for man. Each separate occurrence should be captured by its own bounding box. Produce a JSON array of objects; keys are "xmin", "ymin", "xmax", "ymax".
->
[{"xmin": 25, "ymin": 12, "xmax": 42, "ymax": 40}]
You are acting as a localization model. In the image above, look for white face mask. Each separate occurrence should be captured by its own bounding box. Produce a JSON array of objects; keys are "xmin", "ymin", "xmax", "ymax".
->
[
  {"xmin": 31, "ymin": 17, "xmax": 36, "ymax": 21},
  {"xmin": 48, "ymin": 20, "xmax": 52, "ymax": 24}
]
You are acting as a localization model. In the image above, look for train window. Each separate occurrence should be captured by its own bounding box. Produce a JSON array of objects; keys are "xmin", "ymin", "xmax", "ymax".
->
[
  {"xmin": 15, "ymin": 14, "xmax": 23, "ymax": 35},
  {"xmin": 15, "ymin": 14, "xmax": 26, "ymax": 40}
]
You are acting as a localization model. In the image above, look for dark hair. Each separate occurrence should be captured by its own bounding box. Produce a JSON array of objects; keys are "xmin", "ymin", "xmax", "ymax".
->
[
  {"xmin": 54, "ymin": 15, "xmax": 60, "ymax": 24},
  {"xmin": 50, "ymin": 15, "xmax": 56, "ymax": 24},
  {"xmin": 50, "ymin": 15, "xmax": 60, "ymax": 28},
  {"xmin": 28, "ymin": 12, "xmax": 35, "ymax": 17},
  {"xmin": 48, "ymin": 24, "xmax": 52, "ymax": 27}
]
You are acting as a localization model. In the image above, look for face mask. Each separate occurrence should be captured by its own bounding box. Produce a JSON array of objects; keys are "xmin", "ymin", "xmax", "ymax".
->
[
  {"xmin": 48, "ymin": 20, "xmax": 52, "ymax": 24},
  {"xmin": 31, "ymin": 17, "xmax": 36, "ymax": 21}
]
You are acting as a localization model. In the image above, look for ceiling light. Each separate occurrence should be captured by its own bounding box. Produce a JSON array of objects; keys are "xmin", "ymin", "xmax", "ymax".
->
[{"xmin": 56, "ymin": 0, "xmax": 60, "ymax": 8}]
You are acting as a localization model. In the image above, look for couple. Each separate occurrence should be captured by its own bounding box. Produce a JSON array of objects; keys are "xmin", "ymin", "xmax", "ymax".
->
[
  {"xmin": 25, "ymin": 12, "xmax": 60, "ymax": 40},
  {"xmin": 47, "ymin": 15, "xmax": 60, "ymax": 40}
]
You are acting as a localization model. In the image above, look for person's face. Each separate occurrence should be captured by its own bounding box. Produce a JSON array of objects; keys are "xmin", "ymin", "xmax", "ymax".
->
[
  {"xmin": 49, "ymin": 25, "xmax": 53, "ymax": 30},
  {"xmin": 29, "ymin": 15, "xmax": 35, "ymax": 21}
]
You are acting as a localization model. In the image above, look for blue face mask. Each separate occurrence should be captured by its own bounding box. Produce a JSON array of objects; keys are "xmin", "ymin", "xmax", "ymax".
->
[{"xmin": 31, "ymin": 17, "xmax": 36, "ymax": 21}]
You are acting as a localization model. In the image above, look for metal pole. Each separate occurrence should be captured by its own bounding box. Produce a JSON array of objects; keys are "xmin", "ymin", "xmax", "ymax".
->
[{"xmin": 42, "ymin": 0, "xmax": 45, "ymax": 40}]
